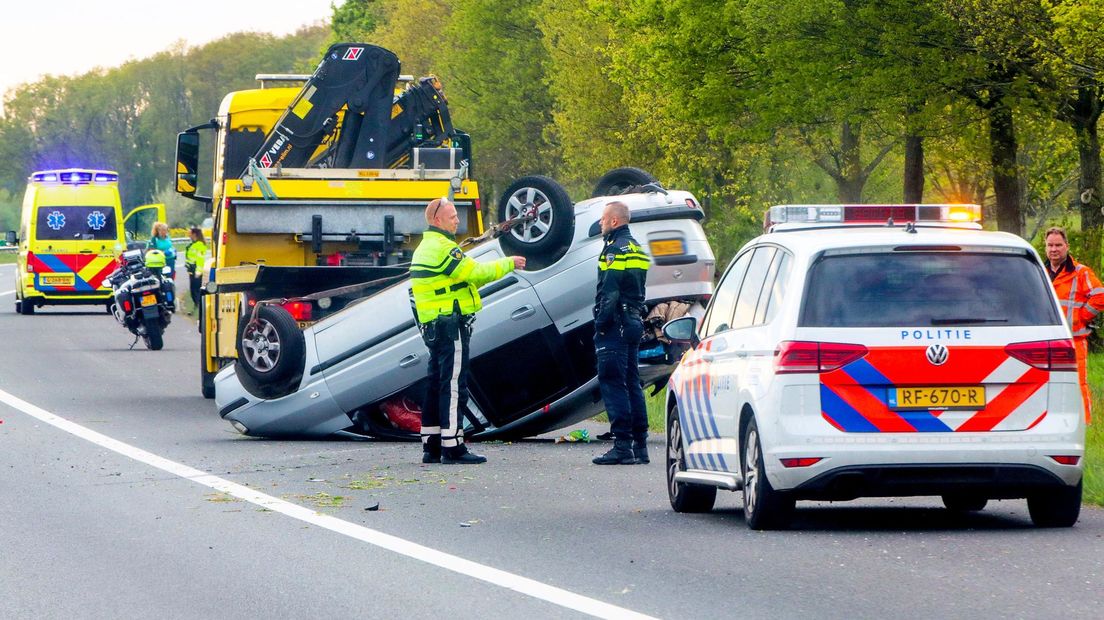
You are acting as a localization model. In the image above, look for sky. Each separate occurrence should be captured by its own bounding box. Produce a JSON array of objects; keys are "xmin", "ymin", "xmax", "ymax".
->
[{"xmin": 0, "ymin": 0, "xmax": 340, "ymax": 112}]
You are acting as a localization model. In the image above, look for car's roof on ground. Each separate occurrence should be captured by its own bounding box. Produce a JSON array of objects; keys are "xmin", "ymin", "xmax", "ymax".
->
[{"xmin": 755, "ymin": 225, "xmax": 1033, "ymax": 255}]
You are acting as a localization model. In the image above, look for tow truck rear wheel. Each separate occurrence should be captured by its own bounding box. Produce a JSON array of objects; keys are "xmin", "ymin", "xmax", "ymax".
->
[
  {"xmin": 592, "ymin": 167, "xmax": 658, "ymax": 198},
  {"xmin": 200, "ymin": 313, "xmax": 216, "ymax": 399},
  {"xmin": 497, "ymin": 175, "xmax": 574, "ymax": 266},
  {"xmin": 235, "ymin": 304, "xmax": 305, "ymax": 400},
  {"xmin": 667, "ymin": 404, "xmax": 717, "ymax": 513}
]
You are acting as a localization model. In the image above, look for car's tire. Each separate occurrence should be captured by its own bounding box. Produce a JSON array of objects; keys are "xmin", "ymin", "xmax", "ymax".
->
[
  {"xmin": 1027, "ymin": 480, "xmax": 1082, "ymax": 528},
  {"xmin": 591, "ymin": 167, "xmax": 658, "ymax": 198},
  {"xmin": 143, "ymin": 318, "xmax": 164, "ymax": 351},
  {"xmin": 235, "ymin": 304, "xmax": 305, "ymax": 400},
  {"xmin": 666, "ymin": 404, "xmax": 716, "ymax": 513},
  {"xmin": 19, "ymin": 299, "xmax": 34, "ymax": 315},
  {"xmin": 741, "ymin": 417, "xmax": 795, "ymax": 530},
  {"xmin": 942, "ymin": 494, "xmax": 988, "ymax": 512},
  {"xmin": 497, "ymin": 175, "xmax": 574, "ymax": 265}
]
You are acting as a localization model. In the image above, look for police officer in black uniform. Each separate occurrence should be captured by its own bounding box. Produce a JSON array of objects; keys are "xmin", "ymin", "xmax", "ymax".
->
[{"xmin": 591, "ymin": 201, "xmax": 651, "ymax": 465}]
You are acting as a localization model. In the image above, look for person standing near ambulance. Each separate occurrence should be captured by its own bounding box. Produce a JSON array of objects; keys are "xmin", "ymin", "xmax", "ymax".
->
[
  {"xmin": 1044, "ymin": 226, "xmax": 1104, "ymax": 422},
  {"xmin": 591, "ymin": 201, "xmax": 651, "ymax": 465},
  {"xmin": 410, "ymin": 198, "xmax": 526, "ymax": 464}
]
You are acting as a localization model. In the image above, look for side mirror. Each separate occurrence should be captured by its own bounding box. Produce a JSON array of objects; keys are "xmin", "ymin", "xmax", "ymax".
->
[
  {"xmin": 5, "ymin": 230, "xmax": 16, "ymax": 245},
  {"xmin": 175, "ymin": 130, "xmax": 201, "ymax": 197},
  {"xmin": 663, "ymin": 316, "xmax": 700, "ymax": 347}
]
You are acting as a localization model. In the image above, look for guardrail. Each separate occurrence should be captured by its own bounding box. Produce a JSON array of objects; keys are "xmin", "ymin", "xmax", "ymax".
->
[{"xmin": 0, "ymin": 237, "xmax": 189, "ymax": 254}]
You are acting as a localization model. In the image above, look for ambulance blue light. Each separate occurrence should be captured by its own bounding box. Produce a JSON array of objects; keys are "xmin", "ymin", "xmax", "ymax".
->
[
  {"xmin": 93, "ymin": 173, "xmax": 118, "ymax": 183},
  {"xmin": 33, "ymin": 173, "xmax": 59, "ymax": 183}
]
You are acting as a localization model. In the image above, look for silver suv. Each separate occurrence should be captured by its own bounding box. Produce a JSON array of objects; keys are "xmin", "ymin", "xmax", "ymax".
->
[{"xmin": 215, "ymin": 171, "xmax": 716, "ymax": 440}]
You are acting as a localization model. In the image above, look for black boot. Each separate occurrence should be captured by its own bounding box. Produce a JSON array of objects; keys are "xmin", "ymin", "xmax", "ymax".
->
[
  {"xmin": 632, "ymin": 437, "xmax": 649, "ymax": 464},
  {"xmin": 422, "ymin": 436, "xmax": 441, "ymax": 464},
  {"xmin": 592, "ymin": 439, "xmax": 636, "ymax": 465},
  {"xmin": 442, "ymin": 444, "xmax": 487, "ymax": 465}
]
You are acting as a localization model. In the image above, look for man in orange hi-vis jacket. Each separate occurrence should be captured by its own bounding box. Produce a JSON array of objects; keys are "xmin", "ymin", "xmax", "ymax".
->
[{"xmin": 1044, "ymin": 226, "xmax": 1104, "ymax": 422}]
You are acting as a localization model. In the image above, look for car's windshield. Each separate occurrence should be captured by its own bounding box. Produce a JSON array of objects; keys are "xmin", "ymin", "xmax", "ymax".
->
[
  {"xmin": 799, "ymin": 251, "xmax": 1061, "ymax": 327},
  {"xmin": 35, "ymin": 205, "xmax": 118, "ymax": 241}
]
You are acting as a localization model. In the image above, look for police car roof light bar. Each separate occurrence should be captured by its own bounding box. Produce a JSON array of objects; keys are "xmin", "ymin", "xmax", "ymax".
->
[{"xmin": 766, "ymin": 204, "xmax": 981, "ymax": 228}]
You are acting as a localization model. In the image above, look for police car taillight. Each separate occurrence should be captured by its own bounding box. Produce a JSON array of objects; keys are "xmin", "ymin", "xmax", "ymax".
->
[
  {"xmin": 774, "ymin": 341, "xmax": 868, "ymax": 374},
  {"xmin": 765, "ymin": 204, "xmax": 981, "ymax": 227},
  {"xmin": 1005, "ymin": 339, "xmax": 1077, "ymax": 371}
]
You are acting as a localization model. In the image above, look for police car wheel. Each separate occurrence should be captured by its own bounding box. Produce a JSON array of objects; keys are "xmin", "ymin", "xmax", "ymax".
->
[
  {"xmin": 497, "ymin": 175, "xmax": 574, "ymax": 263},
  {"xmin": 1027, "ymin": 480, "xmax": 1082, "ymax": 528},
  {"xmin": 941, "ymin": 494, "xmax": 987, "ymax": 512},
  {"xmin": 591, "ymin": 167, "xmax": 658, "ymax": 198},
  {"xmin": 741, "ymin": 417, "xmax": 794, "ymax": 530},
  {"xmin": 666, "ymin": 404, "xmax": 716, "ymax": 513},
  {"xmin": 235, "ymin": 304, "xmax": 305, "ymax": 400}
]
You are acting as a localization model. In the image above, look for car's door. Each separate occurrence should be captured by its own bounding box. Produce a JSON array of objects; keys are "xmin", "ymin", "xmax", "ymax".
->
[
  {"xmin": 465, "ymin": 269, "xmax": 561, "ymax": 428},
  {"xmin": 699, "ymin": 246, "xmax": 777, "ymax": 471},
  {"xmin": 675, "ymin": 249, "xmax": 750, "ymax": 472}
]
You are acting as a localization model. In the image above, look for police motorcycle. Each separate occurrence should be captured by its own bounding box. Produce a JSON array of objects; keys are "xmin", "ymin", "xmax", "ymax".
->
[{"xmin": 105, "ymin": 248, "xmax": 175, "ymax": 350}]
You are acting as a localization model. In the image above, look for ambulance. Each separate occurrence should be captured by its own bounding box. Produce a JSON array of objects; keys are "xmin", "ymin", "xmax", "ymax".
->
[
  {"xmin": 6, "ymin": 169, "xmax": 163, "ymax": 314},
  {"xmin": 662, "ymin": 204, "xmax": 1085, "ymax": 529}
]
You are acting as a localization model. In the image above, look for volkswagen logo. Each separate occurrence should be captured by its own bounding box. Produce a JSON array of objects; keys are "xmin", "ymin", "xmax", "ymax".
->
[{"xmin": 926, "ymin": 344, "xmax": 949, "ymax": 366}]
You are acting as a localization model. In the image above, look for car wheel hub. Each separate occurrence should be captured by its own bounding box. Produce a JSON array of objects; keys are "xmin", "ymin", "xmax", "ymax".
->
[
  {"xmin": 504, "ymin": 186, "xmax": 554, "ymax": 244},
  {"xmin": 242, "ymin": 319, "xmax": 281, "ymax": 372},
  {"xmin": 667, "ymin": 416, "xmax": 683, "ymax": 500}
]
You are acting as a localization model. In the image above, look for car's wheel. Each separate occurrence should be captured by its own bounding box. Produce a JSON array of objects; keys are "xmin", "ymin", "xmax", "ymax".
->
[
  {"xmin": 143, "ymin": 318, "xmax": 164, "ymax": 351},
  {"xmin": 942, "ymin": 494, "xmax": 988, "ymax": 512},
  {"xmin": 235, "ymin": 304, "xmax": 305, "ymax": 400},
  {"xmin": 1027, "ymin": 480, "xmax": 1082, "ymax": 528},
  {"xmin": 591, "ymin": 167, "xmax": 658, "ymax": 198},
  {"xmin": 497, "ymin": 175, "xmax": 574, "ymax": 265},
  {"xmin": 741, "ymin": 417, "xmax": 794, "ymax": 530},
  {"xmin": 666, "ymin": 404, "xmax": 716, "ymax": 513},
  {"xmin": 19, "ymin": 299, "xmax": 34, "ymax": 315}
]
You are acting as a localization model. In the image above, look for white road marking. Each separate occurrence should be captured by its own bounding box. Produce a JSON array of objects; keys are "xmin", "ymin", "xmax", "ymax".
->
[
  {"xmin": 0, "ymin": 387, "xmax": 656, "ymax": 620},
  {"xmin": 0, "ymin": 289, "xmax": 14, "ymax": 296}
]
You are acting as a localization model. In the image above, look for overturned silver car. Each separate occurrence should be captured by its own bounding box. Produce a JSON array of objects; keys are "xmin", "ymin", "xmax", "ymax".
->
[{"xmin": 215, "ymin": 171, "xmax": 715, "ymax": 440}]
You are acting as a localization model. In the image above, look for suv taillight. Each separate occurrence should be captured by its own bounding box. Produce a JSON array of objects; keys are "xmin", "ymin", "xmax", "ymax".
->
[
  {"xmin": 1005, "ymin": 339, "xmax": 1077, "ymax": 371},
  {"xmin": 282, "ymin": 301, "xmax": 313, "ymax": 322},
  {"xmin": 774, "ymin": 341, "xmax": 868, "ymax": 374}
]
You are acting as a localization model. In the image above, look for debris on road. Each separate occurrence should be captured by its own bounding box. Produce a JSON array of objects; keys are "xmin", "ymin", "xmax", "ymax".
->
[{"xmin": 554, "ymin": 429, "xmax": 592, "ymax": 443}]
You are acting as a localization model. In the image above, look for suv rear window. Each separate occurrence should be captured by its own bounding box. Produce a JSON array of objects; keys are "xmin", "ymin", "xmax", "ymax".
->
[
  {"xmin": 35, "ymin": 206, "xmax": 117, "ymax": 241},
  {"xmin": 800, "ymin": 251, "xmax": 1060, "ymax": 327}
]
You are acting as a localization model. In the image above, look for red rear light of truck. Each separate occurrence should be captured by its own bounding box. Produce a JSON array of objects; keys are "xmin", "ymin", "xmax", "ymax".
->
[
  {"xmin": 1005, "ymin": 339, "xmax": 1077, "ymax": 371},
  {"xmin": 775, "ymin": 341, "xmax": 868, "ymax": 374}
]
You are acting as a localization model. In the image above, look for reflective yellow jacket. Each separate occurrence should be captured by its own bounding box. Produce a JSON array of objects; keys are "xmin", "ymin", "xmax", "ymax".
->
[{"xmin": 409, "ymin": 227, "xmax": 515, "ymax": 323}]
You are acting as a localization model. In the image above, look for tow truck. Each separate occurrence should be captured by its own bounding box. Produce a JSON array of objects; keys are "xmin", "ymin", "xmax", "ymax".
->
[{"xmin": 175, "ymin": 43, "xmax": 483, "ymax": 398}]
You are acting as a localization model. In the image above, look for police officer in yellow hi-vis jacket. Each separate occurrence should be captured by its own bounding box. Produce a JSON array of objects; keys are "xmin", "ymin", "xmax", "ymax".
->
[{"xmin": 410, "ymin": 198, "xmax": 526, "ymax": 464}]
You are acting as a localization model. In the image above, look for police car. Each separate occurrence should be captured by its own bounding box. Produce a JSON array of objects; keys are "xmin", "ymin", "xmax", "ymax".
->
[{"xmin": 662, "ymin": 204, "xmax": 1085, "ymax": 529}]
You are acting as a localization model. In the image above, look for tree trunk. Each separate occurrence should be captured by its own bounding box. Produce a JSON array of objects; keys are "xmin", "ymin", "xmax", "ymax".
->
[
  {"xmin": 836, "ymin": 121, "xmax": 864, "ymax": 202},
  {"xmin": 903, "ymin": 134, "xmax": 924, "ymax": 203},
  {"xmin": 1075, "ymin": 118, "xmax": 1103, "ymax": 230},
  {"xmin": 987, "ymin": 102, "xmax": 1022, "ymax": 236}
]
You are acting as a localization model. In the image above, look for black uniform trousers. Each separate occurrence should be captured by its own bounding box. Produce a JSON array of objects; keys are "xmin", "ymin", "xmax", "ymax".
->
[
  {"xmin": 420, "ymin": 314, "xmax": 472, "ymax": 449},
  {"xmin": 596, "ymin": 313, "xmax": 648, "ymax": 442}
]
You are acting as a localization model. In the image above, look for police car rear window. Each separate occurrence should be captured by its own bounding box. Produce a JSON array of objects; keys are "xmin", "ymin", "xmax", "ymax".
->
[
  {"xmin": 35, "ymin": 206, "xmax": 117, "ymax": 241},
  {"xmin": 800, "ymin": 251, "xmax": 1060, "ymax": 327}
]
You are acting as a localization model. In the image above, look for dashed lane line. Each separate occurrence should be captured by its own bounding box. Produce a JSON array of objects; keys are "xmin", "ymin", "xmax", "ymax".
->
[{"xmin": 0, "ymin": 387, "xmax": 657, "ymax": 620}]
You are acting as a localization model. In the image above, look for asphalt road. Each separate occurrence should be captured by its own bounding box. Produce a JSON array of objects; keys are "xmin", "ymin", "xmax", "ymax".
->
[{"xmin": 1, "ymin": 261, "xmax": 1102, "ymax": 619}]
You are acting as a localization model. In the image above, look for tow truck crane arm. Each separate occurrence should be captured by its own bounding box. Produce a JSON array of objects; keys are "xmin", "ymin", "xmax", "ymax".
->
[{"xmin": 248, "ymin": 42, "xmax": 466, "ymax": 176}]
